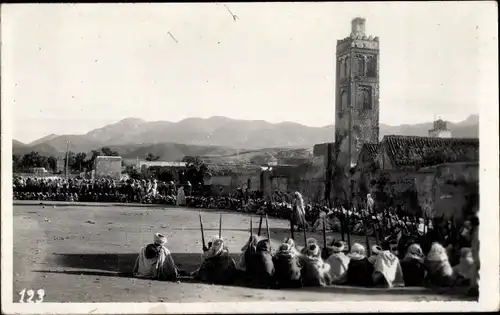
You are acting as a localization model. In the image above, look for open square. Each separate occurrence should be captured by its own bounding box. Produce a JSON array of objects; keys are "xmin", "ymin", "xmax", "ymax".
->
[{"xmin": 13, "ymin": 203, "xmax": 469, "ymax": 302}]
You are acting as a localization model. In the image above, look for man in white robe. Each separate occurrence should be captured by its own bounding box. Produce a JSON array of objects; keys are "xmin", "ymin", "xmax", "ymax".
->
[
  {"xmin": 176, "ymin": 186, "xmax": 186, "ymax": 206},
  {"xmin": 133, "ymin": 233, "xmax": 179, "ymax": 281},
  {"xmin": 372, "ymin": 241, "xmax": 404, "ymax": 288}
]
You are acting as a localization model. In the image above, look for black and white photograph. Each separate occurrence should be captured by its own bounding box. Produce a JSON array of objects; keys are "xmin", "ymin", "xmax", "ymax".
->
[{"xmin": 1, "ymin": 2, "xmax": 499, "ymax": 314}]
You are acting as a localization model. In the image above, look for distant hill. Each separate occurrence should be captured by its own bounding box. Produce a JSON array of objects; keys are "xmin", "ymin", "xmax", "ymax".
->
[
  {"xmin": 13, "ymin": 139, "xmax": 26, "ymax": 148},
  {"xmin": 12, "ymin": 140, "xmax": 62, "ymax": 157},
  {"xmin": 14, "ymin": 115, "xmax": 479, "ymax": 160},
  {"xmin": 27, "ymin": 133, "xmax": 59, "ymax": 147}
]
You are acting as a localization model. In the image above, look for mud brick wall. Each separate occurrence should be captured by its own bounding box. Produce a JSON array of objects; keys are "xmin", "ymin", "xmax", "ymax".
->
[
  {"xmin": 94, "ymin": 157, "xmax": 122, "ymax": 180},
  {"xmin": 417, "ymin": 162, "xmax": 479, "ymax": 222}
]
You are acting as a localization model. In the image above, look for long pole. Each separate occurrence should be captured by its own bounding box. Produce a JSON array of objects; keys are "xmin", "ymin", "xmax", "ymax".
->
[
  {"xmin": 347, "ymin": 103, "xmax": 353, "ymax": 251},
  {"xmin": 64, "ymin": 141, "xmax": 70, "ymax": 179}
]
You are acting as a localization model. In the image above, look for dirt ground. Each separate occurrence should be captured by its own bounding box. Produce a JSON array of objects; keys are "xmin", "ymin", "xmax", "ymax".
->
[{"xmin": 12, "ymin": 202, "xmax": 471, "ymax": 303}]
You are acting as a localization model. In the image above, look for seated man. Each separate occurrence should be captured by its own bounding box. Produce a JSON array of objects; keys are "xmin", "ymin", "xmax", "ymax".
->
[
  {"xmin": 325, "ymin": 240, "xmax": 350, "ymax": 284},
  {"xmin": 345, "ymin": 243, "xmax": 374, "ymax": 287},
  {"xmin": 246, "ymin": 239, "xmax": 275, "ymax": 288},
  {"xmin": 400, "ymin": 243, "xmax": 426, "ymax": 287},
  {"xmin": 132, "ymin": 233, "xmax": 179, "ymax": 281},
  {"xmin": 237, "ymin": 235, "xmax": 259, "ymax": 272},
  {"xmin": 192, "ymin": 237, "xmax": 236, "ymax": 285},
  {"xmin": 372, "ymin": 241, "xmax": 404, "ymax": 288},
  {"xmin": 425, "ymin": 242, "xmax": 455, "ymax": 287},
  {"xmin": 299, "ymin": 242, "xmax": 332, "ymax": 287},
  {"xmin": 273, "ymin": 242, "xmax": 303, "ymax": 288}
]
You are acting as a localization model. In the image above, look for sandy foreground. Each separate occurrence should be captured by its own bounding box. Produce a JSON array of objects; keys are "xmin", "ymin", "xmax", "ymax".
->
[{"xmin": 11, "ymin": 202, "xmax": 471, "ymax": 303}]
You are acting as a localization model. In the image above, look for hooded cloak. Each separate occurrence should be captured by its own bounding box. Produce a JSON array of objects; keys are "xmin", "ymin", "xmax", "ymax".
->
[
  {"xmin": 272, "ymin": 243, "xmax": 303, "ymax": 288},
  {"xmin": 237, "ymin": 235, "xmax": 259, "ymax": 271},
  {"xmin": 425, "ymin": 242, "xmax": 455, "ymax": 287},
  {"xmin": 453, "ymin": 247, "xmax": 475, "ymax": 286},
  {"xmin": 246, "ymin": 239, "xmax": 275, "ymax": 287},
  {"xmin": 400, "ymin": 243, "xmax": 426, "ymax": 287},
  {"xmin": 193, "ymin": 237, "xmax": 236, "ymax": 285},
  {"xmin": 325, "ymin": 241, "xmax": 350, "ymax": 284},
  {"xmin": 299, "ymin": 243, "xmax": 332, "ymax": 287},
  {"xmin": 372, "ymin": 249, "xmax": 404, "ymax": 288},
  {"xmin": 132, "ymin": 233, "xmax": 179, "ymax": 281},
  {"xmin": 346, "ymin": 243, "xmax": 374, "ymax": 287}
]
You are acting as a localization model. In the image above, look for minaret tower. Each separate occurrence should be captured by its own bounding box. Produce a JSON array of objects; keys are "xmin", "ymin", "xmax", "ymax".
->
[{"xmin": 334, "ymin": 17, "xmax": 380, "ymax": 169}]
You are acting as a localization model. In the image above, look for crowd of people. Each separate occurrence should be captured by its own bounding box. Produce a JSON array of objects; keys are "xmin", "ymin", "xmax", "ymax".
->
[
  {"xmin": 14, "ymin": 176, "xmax": 479, "ymax": 296},
  {"xmin": 12, "ymin": 176, "xmax": 466, "ymax": 243},
  {"xmin": 134, "ymin": 226, "xmax": 479, "ymax": 296}
]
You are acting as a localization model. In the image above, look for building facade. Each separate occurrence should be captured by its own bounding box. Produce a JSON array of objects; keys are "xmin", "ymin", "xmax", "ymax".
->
[
  {"xmin": 335, "ymin": 18, "xmax": 380, "ymax": 170},
  {"xmin": 93, "ymin": 156, "xmax": 122, "ymax": 180},
  {"xmin": 352, "ymin": 136, "xmax": 479, "ymax": 218},
  {"xmin": 428, "ymin": 119, "xmax": 452, "ymax": 138}
]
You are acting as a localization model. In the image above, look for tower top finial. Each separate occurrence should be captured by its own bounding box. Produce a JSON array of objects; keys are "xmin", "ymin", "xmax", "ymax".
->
[{"xmin": 351, "ymin": 17, "xmax": 366, "ymax": 37}]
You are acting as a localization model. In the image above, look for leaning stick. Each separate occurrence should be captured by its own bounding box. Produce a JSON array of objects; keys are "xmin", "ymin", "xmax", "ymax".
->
[
  {"xmin": 198, "ymin": 211, "xmax": 206, "ymax": 249},
  {"xmin": 290, "ymin": 208, "xmax": 295, "ymax": 240},
  {"xmin": 322, "ymin": 215, "xmax": 327, "ymax": 249},
  {"xmin": 258, "ymin": 214, "xmax": 263, "ymax": 236},
  {"xmin": 302, "ymin": 217, "xmax": 308, "ymax": 249},
  {"xmin": 219, "ymin": 213, "xmax": 222, "ymax": 239},
  {"xmin": 250, "ymin": 217, "xmax": 253, "ymax": 237},
  {"xmin": 265, "ymin": 214, "xmax": 271, "ymax": 240}
]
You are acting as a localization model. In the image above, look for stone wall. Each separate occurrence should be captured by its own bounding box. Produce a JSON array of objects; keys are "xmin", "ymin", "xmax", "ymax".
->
[
  {"xmin": 94, "ymin": 156, "xmax": 122, "ymax": 180},
  {"xmin": 416, "ymin": 162, "xmax": 479, "ymax": 222},
  {"xmin": 355, "ymin": 162, "xmax": 479, "ymax": 221}
]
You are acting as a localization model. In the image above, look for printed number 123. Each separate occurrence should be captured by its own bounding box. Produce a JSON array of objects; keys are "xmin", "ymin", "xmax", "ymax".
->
[{"xmin": 19, "ymin": 289, "xmax": 45, "ymax": 303}]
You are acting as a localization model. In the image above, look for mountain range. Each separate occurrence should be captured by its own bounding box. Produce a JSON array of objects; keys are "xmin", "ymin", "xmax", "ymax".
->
[{"xmin": 12, "ymin": 115, "xmax": 479, "ymax": 162}]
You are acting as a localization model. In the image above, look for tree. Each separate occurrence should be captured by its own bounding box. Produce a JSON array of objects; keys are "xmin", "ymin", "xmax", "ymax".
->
[
  {"xmin": 13, "ymin": 154, "xmax": 22, "ymax": 172},
  {"xmin": 65, "ymin": 151, "xmax": 76, "ymax": 170},
  {"xmin": 47, "ymin": 156, "xmax": 57, "ymax": 172},
  {"xmin": 182, "ymin": 156, "xmax": 208, "ymax": 186},
  {"xmin": 101, "ymin": 147, "xmax": 119, "ymax": 156},
  {"xmin": 73, "ymin": 152, "xmax": 87, "ymax": 172},
  {"xmin": 145, "ymin": 153, "xmax": 160, "ymax": 161},
  {"xmin": 86, "ymin": 150, "xmax": 102, "ymax": 170},
  {"xmin": 22, "ymin": 151, "xmax": 42, "ymax": 168}
]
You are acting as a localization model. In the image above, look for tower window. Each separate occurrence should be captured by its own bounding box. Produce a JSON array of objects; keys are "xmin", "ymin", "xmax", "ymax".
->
[
  {"xmin": 358, "ymin": 56, "xmax": 366, "ymax": 76},
  {"xmin": 341, "ymin": 90, "xmax": 349, "ymax": 110},
  {"xmin": 357, "ymin": 86, "xmax": 372, "ymax": 110},
  {"xmin": 344, "ymin": 57, "xmax": 349, "ymax": 78},
  {"xmin": 367, "ymin": 57, "xmax": 377, "ymax": 78},
  {"xmin": 339, "ymin": 59, "xmax": 345, "ymax": 78}
]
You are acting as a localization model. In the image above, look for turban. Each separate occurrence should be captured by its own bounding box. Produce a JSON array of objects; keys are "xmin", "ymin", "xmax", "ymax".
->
[
  {"xmin": 371, "ymin": 245, "xmax": 382, "ymax": 255},
  {"xmin": 154, "ymin": 233, "xmax": 167, "ymax": 246},
  {"xmin": 332, "ymin": 241, "xmax": 345, "ymax": 253}
]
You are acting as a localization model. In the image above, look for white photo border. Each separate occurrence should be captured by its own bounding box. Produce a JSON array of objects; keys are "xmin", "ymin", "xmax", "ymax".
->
[{"xmin": 1, "ymin": 2, "xmax": 499, "ymax": 314}]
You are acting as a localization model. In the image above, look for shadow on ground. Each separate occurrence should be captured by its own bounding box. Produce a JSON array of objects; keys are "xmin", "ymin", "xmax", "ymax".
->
[
  {"xmin": 42, "ymin": 252, "xmax": 473, "ymax": 299},
  {"xmin": 49, "ymin": 252, "xmax": 211, "ymax": 274}
]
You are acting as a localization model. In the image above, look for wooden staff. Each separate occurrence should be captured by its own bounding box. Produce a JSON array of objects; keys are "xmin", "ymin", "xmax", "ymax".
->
[
  {"xmin": 345, "ymin": 206, "xmax": 351, "ymax": 252},
  {"xmin": 258, "ymin": 214, "xmax": 263, "ymax": 236},
  {"xmin": 339, "ymin": 207, "xmax": 345, "ymax": 241},
  {"xmin": 219, "ymin": 213, "xmax": 222, "ymax": 239},
  {"xmin": 250, "ymin": 216, "xmax": 253, "ymax": 237},
  {"xmin": 322, "ymin": 215, "xmax": 327, "ymax": 249},
  {"xmin": 265, "ymin": 214, "xmax": 271, "ymax": 240},
  {"xmin": 290, "ymin": 208, "xmax": 295, "ymax": 240},
  {"xmin": 302, "ymin": 216, "xmax": 308, "ymax": 249},
  {"xmin": 362, "ymin": 207, "xmax": 370, "ymax": 257},
  {"xmin": 198, "ymin": 211, "xmax": 206, "ymax": 250}
]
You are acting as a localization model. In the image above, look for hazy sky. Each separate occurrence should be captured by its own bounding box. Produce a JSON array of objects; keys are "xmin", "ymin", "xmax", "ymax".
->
[{"xmin": 2, "ymin": 2, "xmax": 497, "ymax": 143}]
